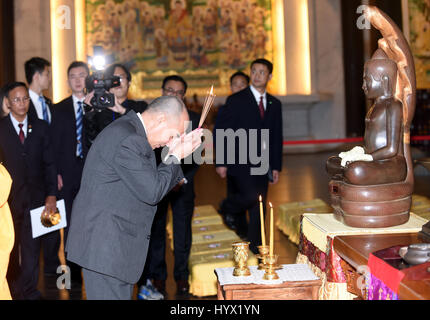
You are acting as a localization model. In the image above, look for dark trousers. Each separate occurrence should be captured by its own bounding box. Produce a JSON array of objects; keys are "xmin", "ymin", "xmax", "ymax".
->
[
  {"xmin": 8, "ymin": 210, "xmax": 60, "ymax": 300},
  {"xmin": 221, "ymin": 173, "xmax": 269, "ymax": 253},
  {"xmin": 226, "ymin": 175, "xmax": 248, "ymax": 234},
  {"xmin": 62, "ymin": 157, "xmax": 84, "ymax": 284},
  {"xmin": 140, "ymin": 179, "xmax": 195, "ymax": 283}
]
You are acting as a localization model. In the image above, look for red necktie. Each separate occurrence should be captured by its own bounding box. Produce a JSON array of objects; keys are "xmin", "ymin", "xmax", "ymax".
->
[
  {"xmin": 18, "ymin": 123, "xmax": 25, "ymax": 144},
  {"xmin": 258, "ymin": 96, "xmax": 265, "ymax": 119}
]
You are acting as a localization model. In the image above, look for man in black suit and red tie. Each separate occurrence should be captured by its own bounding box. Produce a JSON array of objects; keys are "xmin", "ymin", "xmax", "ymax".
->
[
  {"xmin": 0, "ymin": 82, "xmax": 57, "ymax": 299},
  {"xmin": 24, "ymin": 57, "xmax": 53, "ymax": 124},
  {"xmin": 214, "ymin": 58, "xmax": 283, "ymax": 254},
  {"xmin": 51, "ymin": 61, "xmax": 90, "ymax": 286}
]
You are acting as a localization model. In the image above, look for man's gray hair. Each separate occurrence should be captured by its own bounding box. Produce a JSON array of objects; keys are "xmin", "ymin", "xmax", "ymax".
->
[{"xmin": 146, "ymin": 95, "xmax": 186, "ymax": 118}]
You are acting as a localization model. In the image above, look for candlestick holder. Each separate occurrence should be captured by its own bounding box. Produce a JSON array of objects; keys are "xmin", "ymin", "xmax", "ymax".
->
[
  {"xmin": 256, "ymin": 245, "xmax": 269, "ymax": 270},
  {"xmin": 263, "ymin": 254, "xmax": 280, "ymax": 280},
  {"xmin": 232, "ymin": 241, "xmax": 251, "ymax": 276}
]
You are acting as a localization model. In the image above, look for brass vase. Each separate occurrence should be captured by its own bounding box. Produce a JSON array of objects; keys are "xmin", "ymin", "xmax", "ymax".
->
[
  {"xmin": 232, "ymin": 241, "xmax": 251, "ymax": 276},
  {"xmin": 40, "ymin": 208, "xmax": 61, "ymax": 228}
]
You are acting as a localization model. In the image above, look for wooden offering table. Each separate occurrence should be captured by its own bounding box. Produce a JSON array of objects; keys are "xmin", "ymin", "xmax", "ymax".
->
[
  {"xmin": 333, "ymin": 233, "xmax": 430, "ymax": 300},
  {"xmin": 215, "ymin": 265, "xmax": 321, "ymax": 300}
]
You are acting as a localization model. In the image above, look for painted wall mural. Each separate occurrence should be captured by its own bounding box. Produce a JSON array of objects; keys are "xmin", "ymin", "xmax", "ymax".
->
[
  {"xmin": 408, "ymin": 0, "xmax": 430, "ymax": 88},
  {"xmin": 85, "ymin": 0, "xmax": 274, "ymax": 98}
]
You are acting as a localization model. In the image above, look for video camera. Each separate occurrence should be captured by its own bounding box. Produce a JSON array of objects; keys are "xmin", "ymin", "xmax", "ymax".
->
[{"xmin": 85, "ymin": 72, "xmax": 121, "ymax": 110}]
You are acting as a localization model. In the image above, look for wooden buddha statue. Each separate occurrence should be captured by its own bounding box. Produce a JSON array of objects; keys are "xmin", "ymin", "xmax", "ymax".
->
[
  {"xmin": 326, "ymin": 5, "xmax": 416, "ymax": 228},
  {"xmin": 327, "ymin": 49, "xmax": 406, "ymax": 185}
]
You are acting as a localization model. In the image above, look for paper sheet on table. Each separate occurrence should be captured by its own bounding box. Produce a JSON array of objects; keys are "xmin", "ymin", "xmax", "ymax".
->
[{"xmin": 30, "ymin": 199, "xmax": 67, "ymax": 238}]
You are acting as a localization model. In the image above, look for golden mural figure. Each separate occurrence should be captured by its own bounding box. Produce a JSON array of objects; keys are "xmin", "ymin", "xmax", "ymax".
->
[{"xmin": 408, "ymin": 0, "xmax": 430, "ymax": 88}]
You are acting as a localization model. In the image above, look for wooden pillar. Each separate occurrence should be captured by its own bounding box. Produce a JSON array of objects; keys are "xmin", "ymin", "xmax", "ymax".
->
[{"xmin": 0, "ymin": 0, "xmax": 16, "ymax": 87}]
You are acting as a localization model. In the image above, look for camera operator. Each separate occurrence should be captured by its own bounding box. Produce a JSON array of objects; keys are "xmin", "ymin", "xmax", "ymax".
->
[{"xmin": 83, "ymin": 63, "xmax": 147, "ymax": 148}]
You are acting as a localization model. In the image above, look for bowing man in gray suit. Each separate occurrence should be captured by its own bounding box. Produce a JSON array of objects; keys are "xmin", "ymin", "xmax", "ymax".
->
[{"xmin": 65, "ymin": 96, "xmax": 203, "ymax": 300}]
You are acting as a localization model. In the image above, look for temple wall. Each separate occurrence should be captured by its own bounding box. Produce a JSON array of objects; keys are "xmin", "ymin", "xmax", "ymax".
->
[{"xmin": 13, "ymin": 0, "xmax": 347, "ymax": 152}]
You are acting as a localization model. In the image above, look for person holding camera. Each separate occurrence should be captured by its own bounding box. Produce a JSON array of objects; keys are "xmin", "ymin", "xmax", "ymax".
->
[{"xmin": 83, "ymin": 63, "xmax": 147, "ymax": 148}]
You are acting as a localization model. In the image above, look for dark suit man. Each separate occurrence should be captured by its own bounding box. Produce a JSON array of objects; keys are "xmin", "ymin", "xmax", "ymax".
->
[
  {"xmin": 24, "ymin": 57, "xmax": 53, "ymax": 124},
  {"xmin": 83, "ymin": 63, "xmax": 148, "ymax": 149},
  {"xmin": 65, "ymin": 96, "xmax": 203, "ymax": 300},
  {"xmin": 139, "ymin": 75, "xmax": 201, "ymax": 299},
  {"xmin": 51, "ymin": 62, "xmax": 89, "ymax": 244},
  {"xmin": 0, "ymin": 82, "xmax": 57, "ymax": 300},
  {"xmin": 215, "ymin": 71, "xmax": 250, "ymax": 238},
  {"xmin": 51, "ymin": 61, "xmax": 91, "ymax": 285},
  {"xmin": 24, "ymin": 57, "xmax": 60, "ymax": 275},
  {"xmin": 214, "ymin": 59, "xmax": 283, "ymax": 254}
]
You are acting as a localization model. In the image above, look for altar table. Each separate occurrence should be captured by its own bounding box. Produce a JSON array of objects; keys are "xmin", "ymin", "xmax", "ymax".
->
[
  {"xmin": 215, "ymin": 264, "xmax": 321, "ymax": 300},
  {"xmin": 297, "ymin": 212, "xmax": 428, "ymax": 300},
  {"xmin": 333, "ymin": 233, "xmax": 430, "ymax": 300}
]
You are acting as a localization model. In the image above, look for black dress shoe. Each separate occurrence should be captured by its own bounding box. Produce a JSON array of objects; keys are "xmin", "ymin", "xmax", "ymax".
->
[
  {"xmin": 176, "ymin": 279, "xmax": 190, "ymax": 298},
  {"xmin": 218, "ymin": 200, "xmax": 239, "ymax": 230},
  {"xmin": 153, "ymin": 279, "xmax": 166, "ymax": 295}
]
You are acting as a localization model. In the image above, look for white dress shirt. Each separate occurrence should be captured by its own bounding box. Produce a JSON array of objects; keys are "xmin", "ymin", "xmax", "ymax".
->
[
  {"xmin": 29, "ymin": 89, "xmax": 51, "ymax": 122},
  {"xmin": 249, "ymin": 85, "xmax": 267, "ymax": 110},
  {"xmin": 9, "ymin": 113, "xmax": 28, "ymax": 138}
]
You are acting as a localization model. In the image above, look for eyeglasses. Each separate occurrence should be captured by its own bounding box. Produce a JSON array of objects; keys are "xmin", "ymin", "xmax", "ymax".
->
[
  {"xmin": 163, "ymin": 87, "xmax": 185, "ymax": 97},
  {"xmin": 10, "ymin": 96, "xmax": 30, "ymax": 105}
]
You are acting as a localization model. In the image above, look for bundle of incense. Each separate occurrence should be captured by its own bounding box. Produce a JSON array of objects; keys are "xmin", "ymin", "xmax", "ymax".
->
[{"xmin": 198, "ymin": 85, "xmax": 216, "ymax": 128}]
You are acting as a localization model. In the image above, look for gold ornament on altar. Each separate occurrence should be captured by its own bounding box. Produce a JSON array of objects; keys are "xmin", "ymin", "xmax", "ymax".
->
[
  {"xmin": 256, "ymin": 245, "xmax": 269, "ymax": 270},
  {"xmin": 232, "ymin": 241, "xmax": 251, "ymax": 277},
  {"xmin": 40, "ymin": 208, "xmax": 61, "ymax": 228},
  {"xmin": 263, "ymin": 254, "xmax": 280, "ymax": 280}
]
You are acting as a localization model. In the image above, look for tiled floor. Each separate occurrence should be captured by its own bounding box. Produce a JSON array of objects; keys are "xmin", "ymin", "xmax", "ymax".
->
[{"xmin": 36, "ymin": 144, "xmax": 430, "ymax": 300}]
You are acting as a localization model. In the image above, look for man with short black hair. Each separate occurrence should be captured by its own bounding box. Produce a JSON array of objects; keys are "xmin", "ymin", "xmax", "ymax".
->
[
  {"xmin": 24, "ymin": 57, "xmax": 53, "ymax": 123},
  {"xmin": 230, "ymin": 71, "xmax": 250, "ymax": 94},
  {"xmin": 214, "ymin": 70, "xmax": 251, "ymax": 239},
  {"xmin": 0, "ymin": 82, "xmax": 57, "ymax": 299},
  {"xmin": 214, "ymin": 58, "xmax": 283, "ymax": 254},
  {"xmin": 51, "ymin": 61, "xmax": 91, "ymax": 285}
]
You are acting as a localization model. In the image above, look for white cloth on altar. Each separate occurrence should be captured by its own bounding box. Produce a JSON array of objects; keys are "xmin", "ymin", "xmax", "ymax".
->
[{"xmin": 215, "ymin": 264, "xmax": 319, "ymax": 286}]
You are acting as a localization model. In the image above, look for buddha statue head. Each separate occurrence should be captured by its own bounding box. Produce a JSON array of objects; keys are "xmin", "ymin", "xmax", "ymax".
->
[{"xmin": 363, "ymin": 49, "xmax": 398, "ymax": 99}]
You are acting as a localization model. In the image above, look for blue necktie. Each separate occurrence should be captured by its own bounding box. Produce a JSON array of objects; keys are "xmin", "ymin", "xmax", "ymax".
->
[
  {"xmin": 76, "ymin": 101, "xmax": 83, "ymax": 158},
  {"xmin": 39, "ymin": 96, "xmax": 49, "ymax": 123}
]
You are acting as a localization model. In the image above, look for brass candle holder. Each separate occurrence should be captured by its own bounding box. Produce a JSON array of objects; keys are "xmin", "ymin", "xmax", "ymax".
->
[
  {"xmin": 232, "ymin": 241, "xmax": 251, "ymax": 276},
  {"xmin": 263, "ymin": 254, "xmax": 280, "ymax": 280},
  {"xmin": 256, "ymin": 245, "xmax": 269, "ymax": 270}
]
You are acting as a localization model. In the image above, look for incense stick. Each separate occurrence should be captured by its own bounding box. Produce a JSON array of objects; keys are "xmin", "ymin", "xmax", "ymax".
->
[{"xmin": 198, "ymin": 85, "xmax": 216, "ymax": 128}]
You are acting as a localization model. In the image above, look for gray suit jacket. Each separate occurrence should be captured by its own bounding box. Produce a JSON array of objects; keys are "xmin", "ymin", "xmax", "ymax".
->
[{"xmin": 65, "ymin": 111, "xmax": 184, "ymax": 284}]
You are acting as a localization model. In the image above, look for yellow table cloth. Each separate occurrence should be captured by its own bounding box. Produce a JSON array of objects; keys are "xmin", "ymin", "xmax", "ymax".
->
[
  {"xmin": 189, "ymin": 250, "xmax": 258, "ymax": 297},
  {"xmin": 297, "ymin": 212, "xmax": 428, "ymax": 300},
  {"xmin": 302, "ymin": 212, "xmax": 428, "ymax": 253},
  {"xmin": 278, "ymin": 195, "xmax": 430, "ymax": 246},
  {"xmin": 277, "ymin": 199, "xmax": 332, "ymax": 245}
]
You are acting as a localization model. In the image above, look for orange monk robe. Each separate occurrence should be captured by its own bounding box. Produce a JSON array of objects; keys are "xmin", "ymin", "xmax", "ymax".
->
[{"xmin": 0, "ymin": 164, "xmax": 14, "ymax": 300}]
